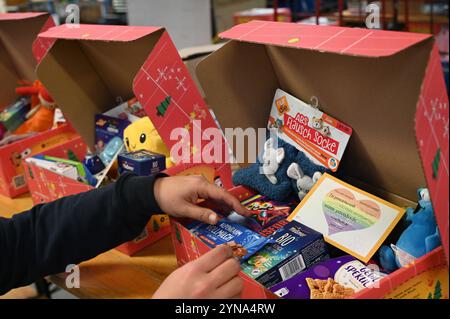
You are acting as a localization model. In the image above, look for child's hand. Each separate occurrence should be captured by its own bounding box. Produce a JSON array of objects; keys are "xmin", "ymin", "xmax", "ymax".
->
[
  {"xmin": 152, "ymin": 245, "xmax": 243, "ymax": 299},
  {"xmin": 154, "ymin": 175, "xmax": 250, "ymax": 224}
]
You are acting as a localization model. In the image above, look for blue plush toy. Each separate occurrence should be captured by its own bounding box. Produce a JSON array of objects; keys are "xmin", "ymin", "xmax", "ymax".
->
[
  {"xmin": 233, "ymin": 136, "xmax": 328, "ymax": 201},
  {"xmin": 379, "ymin": 188, "xmax": 441, "ymax": 273},
  {"xmin": 232, "ymin": 137, "xmax": 297, "ymax": 201}
]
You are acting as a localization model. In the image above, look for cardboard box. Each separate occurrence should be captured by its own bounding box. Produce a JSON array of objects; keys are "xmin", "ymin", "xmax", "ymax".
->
[
  {"xmin": 170, "ymin": 21, "xmax": 449, "ymax": 298},
  {"xmin": 0, "ymin": 12, "xmax": 58, "ymax": 197},
  {"xmin": 22, "ymin": 134, "xmax": 89, "ymax": 204},
  {"xmin": 25, "ymin": 23, "xmax": 233, "ymax": 255}
]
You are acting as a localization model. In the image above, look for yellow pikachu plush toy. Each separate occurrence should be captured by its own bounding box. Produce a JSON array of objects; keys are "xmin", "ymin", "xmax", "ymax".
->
[{"xmin": 123, "ymin": 117, "xmax": 174, "ymax": 168}]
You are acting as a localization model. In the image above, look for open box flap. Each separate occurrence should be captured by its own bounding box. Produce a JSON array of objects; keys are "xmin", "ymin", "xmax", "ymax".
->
[
  {"xmin": 0, "ymin": 12, "xmax": 53, "ymax": 107},
  {"xmin": 415, "ymin": 44, "xmax": 449, "ymax": 263},
  {"xmin": 0, "ymin": 12, "xmax": 48, "ymax": 21},
  {"xmin": 198, "ymin": 24, "xmax": 449, "ymax": 262},
  {"xmin": 37, "ymin": 24, "xmax": 163, "ymax": 42},
  {"xmin": 219, "ymin": 20, "xmax": 432, "ymax": 58},
  {"xmin": 36, "ymin": 24, "xmax": 233, "ymax": 188},
  {"xmin": 36, "ymin": 25, "xmax": 165, "ymax": 149}
]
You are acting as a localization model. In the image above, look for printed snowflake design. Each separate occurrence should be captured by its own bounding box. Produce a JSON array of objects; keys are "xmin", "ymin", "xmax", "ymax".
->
[
  {"xmin": 175, "ymin": 76, "xmax": 187, "ymax": 92},
  {"xmin": 156, "ymin": 66, "xmax": 168, "ymax": 83}
]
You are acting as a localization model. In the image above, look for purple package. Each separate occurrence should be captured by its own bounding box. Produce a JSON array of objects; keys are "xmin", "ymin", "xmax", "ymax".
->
[{"xmin": 270, "ymin": 255, "xmax": 386, "ymax": 299}]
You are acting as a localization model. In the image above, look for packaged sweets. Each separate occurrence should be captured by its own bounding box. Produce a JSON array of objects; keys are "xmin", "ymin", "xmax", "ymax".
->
[
  {"xmin": 187, "ymin": 219, "xmax": 271, "ymax": 261},
  {"xmin": 241, "ymin": 220, "xmax": 329, "ymax": 288},
  {"xmin": 240, "ymin": 194, "xmax": 297, "ymax": 231},
  {"xmin": 270, "ymin": 255, "xmax": 387, "ymax": 299}
]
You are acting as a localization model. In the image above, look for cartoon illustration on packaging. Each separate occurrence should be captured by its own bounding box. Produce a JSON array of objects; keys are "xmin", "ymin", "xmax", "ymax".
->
[{"xmin": 268, "ymin": 89, "xmax": 352, "ymax": 172}]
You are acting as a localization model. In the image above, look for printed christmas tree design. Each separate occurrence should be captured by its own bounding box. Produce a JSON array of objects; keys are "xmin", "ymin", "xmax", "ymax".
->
[
  {"xmin": 27, "ymin": 166, "xmax": 34, "ymax": 179},
  {"xmin": 156, "ymin": 96, "xmax": 172, "ymax": 117},
  {"xmin": 67, "ymin": 149, "xmax": 79, "ymax": 162},
  {"xmin": 433, "ymin": 280, "xmax": 442, "ymax": 299},
  {"xmin": 432, "ymin": 148, "xmax": 441, "ymax": 179},
  {"xmin": 175, "ymin": 225, "xmax": 182, "ymax": 244},
  {"xmin": 427, "ymin": 280, "xmax": 443, "ymax": 299}
]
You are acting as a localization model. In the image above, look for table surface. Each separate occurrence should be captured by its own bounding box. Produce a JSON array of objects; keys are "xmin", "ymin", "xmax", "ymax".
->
[{"xmin": 0, "ymin": 193, "xmax": 178, "ymax": 299}]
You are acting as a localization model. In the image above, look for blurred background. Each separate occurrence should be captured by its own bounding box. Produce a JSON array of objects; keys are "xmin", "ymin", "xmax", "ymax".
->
[
  {"xmin": 0, "ymin": 1, "xmax": 447, "ymax": 49},
  {"xmin": 1, "ymin": 0, "xmax": 447, "ymax": 87}
]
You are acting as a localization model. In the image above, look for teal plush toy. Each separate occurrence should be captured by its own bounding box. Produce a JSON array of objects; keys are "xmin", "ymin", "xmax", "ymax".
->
[{"xmin": 379, "ymin": 188, "xmax": 441, "ymax": 273}]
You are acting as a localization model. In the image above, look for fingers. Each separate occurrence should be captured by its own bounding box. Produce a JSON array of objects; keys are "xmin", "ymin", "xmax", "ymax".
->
[
  {"xmin": 211, "ymin": 276, "xmax": 244, "ymax": 299},
  {"xmin": 208, "ymin": 257, "xmax": 241, "ymax": 288},
  {"xmin": 194, "ymin": 245, "xmax": 234, "ymax": 272},
  {"xmin": 183, "ymin": 203, "xmax": 219, "ymax": 224},
  {"xmin": 198, "ymin": 180, "xmax": 251, "ymax": 217}
]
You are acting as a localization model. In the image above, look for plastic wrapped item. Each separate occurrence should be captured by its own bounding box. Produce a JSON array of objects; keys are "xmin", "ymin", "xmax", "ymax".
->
[
  {"xmin": 99, "ymin": 136, "xmax": 124, "ymax": 165},
  {"xmin": 187, "ymin": 218, "xmax": 271, "ymax": 261}
]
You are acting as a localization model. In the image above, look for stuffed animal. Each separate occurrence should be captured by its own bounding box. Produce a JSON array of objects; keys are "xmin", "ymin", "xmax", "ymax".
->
[
  {"xmin": 261, "ymin": 137, "xmax": 285, "ymax": 184},
  {"xmin": 378, "ymin": 188, "xmax": 441, "ymax": 273},
  {"xmin": 287, "ymin": 163, "xmax": 322, "ymax": 200},
  {"xmin": 123, "ymin": 116, "xmax": 173, "ymax": 168},
  {"xmin": 14, "ymin": 81, "xmax": 56, "ymax": 134},
  {"xmin": 233, "ymin": 138, "xmax": 297, "ymax": 201}
]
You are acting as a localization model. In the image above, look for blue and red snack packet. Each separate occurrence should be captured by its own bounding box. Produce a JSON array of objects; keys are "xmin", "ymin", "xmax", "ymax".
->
[{"xmin": 187, "ymin": 218, "xmax": 271, "ymax": 261}]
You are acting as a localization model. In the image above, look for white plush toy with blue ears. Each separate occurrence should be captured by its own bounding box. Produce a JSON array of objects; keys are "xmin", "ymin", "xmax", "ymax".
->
[
  {"xmin": 286, "ymin": 163, "xmax": 322, "ymax": 200},
  {"xmin": 379, "ymin": 188, "xmax": 441, "ymax": 273},
  {"xmin": 261, "ymin": 137, "xmax": 285, "ymax": 184}
]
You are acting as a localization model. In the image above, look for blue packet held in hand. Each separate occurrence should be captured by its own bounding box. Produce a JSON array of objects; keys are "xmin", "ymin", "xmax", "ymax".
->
[{"xmin": 188, "ymin": 219, "xmax": 271, "ymax": 261}]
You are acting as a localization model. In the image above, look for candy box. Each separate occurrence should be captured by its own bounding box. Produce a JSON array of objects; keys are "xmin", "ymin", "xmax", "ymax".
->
[
  {"xmin": 258, "ymin": 219, "xmax": 290, "ymax": 237},
  {"xmin": 95, "ymin": 114, "xmax": 130, "ymax": 152},
  {"xmin": 241, "ymin": 220, "xmax": 329, "ymax": 288},
  {"xmin": 240, "ymin": 194, "xmax": 297, "ymax": 231},
  {"xmin": 0, "ymin": 98, "xmax": 30, "ymax": 131},
  {"xmin": 118, "ymin": 149, "xmax": 166, "ymax": 176},
  {"xmin": 188, "ymin": 218, "xmax": 271, "ymax": 261},
  {"xmin": 270, "ymin": 255, "xmax": 386, "ymax": 299},
  {"xmin": 25, "ymin": 156, "xmax": 79, "ymax": 181}
]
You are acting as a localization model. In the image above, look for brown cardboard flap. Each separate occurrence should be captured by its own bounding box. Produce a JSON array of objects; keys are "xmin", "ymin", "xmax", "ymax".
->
[
  {"xmin": 0, "ymin": 13, "xmax": 49, "ymax": 106},
  {"xmin": 0, "ymin": 14, "xmax": 49, "ymax": 82},
  {"xmin": 0, "ymin": 38, "xmax": 18, "ymax": 106},
  {"xmin": 197, "ymin": 38, "xmax": 434, "ymax": 202},
  {"xmin": 36, "ymin": 29, "xmax": 164, "ymax": 148}
]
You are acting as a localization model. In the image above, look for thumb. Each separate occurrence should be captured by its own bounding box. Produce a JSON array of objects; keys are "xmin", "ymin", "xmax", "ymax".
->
[{"xmin": 184, "ymin": 203, "xmax": 219, "ymax": 225}]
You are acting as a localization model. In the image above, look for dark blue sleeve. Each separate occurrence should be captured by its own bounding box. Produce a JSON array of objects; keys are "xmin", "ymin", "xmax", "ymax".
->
[{"xmin": 0, "ymin": 172, "xmax": 165, "ymax": 295}]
